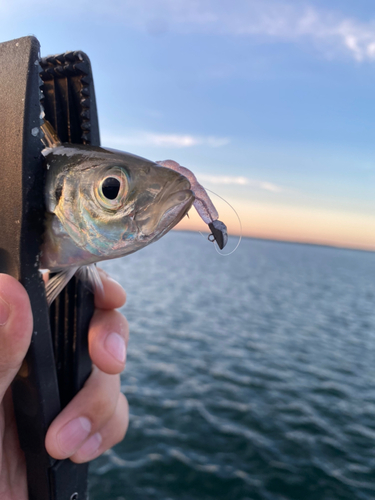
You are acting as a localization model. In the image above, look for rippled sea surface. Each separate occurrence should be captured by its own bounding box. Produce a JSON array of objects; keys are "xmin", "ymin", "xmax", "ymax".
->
[{"xmin": 90, "ymin": 232, "xmax": 375, "ymax": 500}]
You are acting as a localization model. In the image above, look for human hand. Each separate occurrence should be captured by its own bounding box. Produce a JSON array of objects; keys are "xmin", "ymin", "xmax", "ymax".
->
[{"xmin": 0, "ymin": 270, "xmax": 129, "ymax": 499}]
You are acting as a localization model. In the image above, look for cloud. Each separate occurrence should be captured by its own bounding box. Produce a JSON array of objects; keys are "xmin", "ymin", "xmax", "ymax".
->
[
  {"xmin": 196, "ymin": 174, "xmax": 282, "ymax": 192},
  {"xmin": 3, "ymin": 0, "xmax": 375, "ymax": 62},
  {"xmin": 100, "ymin": 1, "xmax": 375, "ymax": 62},
  {"xmin": 101, "ymin": 131, "xmax": 230, "ymax": 149}
]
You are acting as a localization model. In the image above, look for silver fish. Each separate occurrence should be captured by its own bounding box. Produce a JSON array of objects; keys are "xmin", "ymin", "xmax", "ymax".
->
[{"xmin": 40, "ymin": 122, "xmax": 227, "ymax": 304}]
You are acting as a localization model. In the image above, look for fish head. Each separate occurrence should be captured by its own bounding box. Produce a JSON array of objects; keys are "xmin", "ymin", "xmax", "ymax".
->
[{"xmin": 42, "ymin": 145, "xmax": 194, "ymax": 270}]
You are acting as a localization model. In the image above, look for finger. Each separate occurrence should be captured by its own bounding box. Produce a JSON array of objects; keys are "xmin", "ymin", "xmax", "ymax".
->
[
  {"xmin": 45, "ymin": 367, "xmax": 120, "ymax": 460},
  {"xmin": 89, "ymin": 309, "xmax": 129, "ymax": 375},
  {"xmin": 71, "ymin": 393, "xmax": 129, "ymax": 463},
  {"xmin": 95, "ymin": 268, "xmax": 126, "ymax": 310},
  {"xmin": 0, "ymin": 274, "xmax": 33, "ymax": 401}
]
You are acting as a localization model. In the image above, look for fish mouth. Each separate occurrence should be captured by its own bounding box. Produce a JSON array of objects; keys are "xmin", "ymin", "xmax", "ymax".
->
[
  {"xmin": 134, "ymin": 188, "xmax": 194, "ymax": 240},
  {"xmin": 134, "ymin": 172, "xmax": 194, "ymax": 238},
  {"xmin": 158, "ymin": 189, "xmax": 194, "ymax": 233}
]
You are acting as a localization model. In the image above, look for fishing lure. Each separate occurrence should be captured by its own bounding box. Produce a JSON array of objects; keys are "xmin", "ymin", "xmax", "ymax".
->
[{"xmin": 40, "ymin": 122, "xmax": 227, "ymax": 304}]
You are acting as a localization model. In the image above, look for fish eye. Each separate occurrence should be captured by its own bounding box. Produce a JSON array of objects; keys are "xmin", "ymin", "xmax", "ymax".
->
[
  {"xmin": 101, "ymin": 177, "xmax": 121, "ymax": 200},
  {"xmin": 96, "ymin": 168, "xmax": 128, "ymax": 210}
]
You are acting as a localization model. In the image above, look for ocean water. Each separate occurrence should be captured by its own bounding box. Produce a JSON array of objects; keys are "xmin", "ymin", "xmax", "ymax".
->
[{"xmin": 89, "ymin": 232, "xmax": 375, "ymax": 500}]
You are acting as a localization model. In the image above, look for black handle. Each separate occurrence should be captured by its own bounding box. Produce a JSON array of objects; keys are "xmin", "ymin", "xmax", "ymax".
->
[{"xmin": 0, "ymin": 36, "xmax": 101, "ymax": 500}]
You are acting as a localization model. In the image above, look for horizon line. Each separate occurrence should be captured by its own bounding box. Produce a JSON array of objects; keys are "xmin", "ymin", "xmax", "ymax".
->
[{"xmin": 172, "ymin": 227, "xmax": 375, "ymax": 255}]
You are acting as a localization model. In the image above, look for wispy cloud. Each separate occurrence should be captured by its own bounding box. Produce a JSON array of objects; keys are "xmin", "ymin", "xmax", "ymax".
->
[
  {"xmin": 97, "ymin": 1, "xmax": 375, "ymax": 62},
  {"xmin": 101, "ymin": 131, "xmax": 230, "ymax": 149},
  {"xmin": 3, "ymin": 0, "xmax": 375, "ymax": 62},
  {"xmin": 196, "ymin": 173, "xmax": 282, "ymax": 193}
]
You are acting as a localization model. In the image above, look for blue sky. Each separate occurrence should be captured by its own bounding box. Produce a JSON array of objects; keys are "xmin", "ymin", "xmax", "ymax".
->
[{"xmin": 1, "ymin": 0, "xmax": 374, "ymax": 250}]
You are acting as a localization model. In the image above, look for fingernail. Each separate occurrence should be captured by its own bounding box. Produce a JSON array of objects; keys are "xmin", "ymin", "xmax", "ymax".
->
[
  {"xmin": 57, "ymin": 417, "xmax": 91, "ymax": 456},
  {"xmin": 77, "ymin": 432, "xmax": 102, "ymax": 461},
  {"xmin": 105, "ymin": 332, "xmax": 126, "ymax": 364},
  {"xmin": 0, "ymin": 296, "xmax": 10, "ymax": 326}
]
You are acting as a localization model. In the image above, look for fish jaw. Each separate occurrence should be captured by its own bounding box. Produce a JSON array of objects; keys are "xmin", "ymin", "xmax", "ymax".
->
[{"xmin": 133, "ymin": 173, "xmax": 194, "ymax": 238}]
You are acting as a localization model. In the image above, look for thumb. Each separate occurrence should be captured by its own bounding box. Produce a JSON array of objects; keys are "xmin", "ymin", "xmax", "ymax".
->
[{"xmin": 0, "ymin": 274, "xmax": 33, "ymax": 402}]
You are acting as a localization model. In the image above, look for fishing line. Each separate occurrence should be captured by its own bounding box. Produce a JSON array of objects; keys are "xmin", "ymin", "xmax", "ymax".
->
[{"xmin": 199, "ymin": 188, "xmax": 242, "ymax": 256}]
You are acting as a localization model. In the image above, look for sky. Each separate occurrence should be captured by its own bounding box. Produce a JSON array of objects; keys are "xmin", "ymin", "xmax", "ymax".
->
[{"xmin": 1, "ymin": 0, "xmax": 374, "ymax": 251}]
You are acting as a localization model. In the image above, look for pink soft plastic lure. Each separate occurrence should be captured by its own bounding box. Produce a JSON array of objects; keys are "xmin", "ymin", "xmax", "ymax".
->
[{"xmin": 157, "ymin": 160, "xmax": 228, "ymax": 250}]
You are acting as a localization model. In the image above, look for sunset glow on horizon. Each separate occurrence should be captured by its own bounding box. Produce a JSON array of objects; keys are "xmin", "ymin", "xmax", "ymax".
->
[
  {"xmin": 175, "ymin": 198, "xmax": 375, "ymax": 252},
  {"xmin": 2, "ymin": 0, "xmax": 375, "ymax": 253}
]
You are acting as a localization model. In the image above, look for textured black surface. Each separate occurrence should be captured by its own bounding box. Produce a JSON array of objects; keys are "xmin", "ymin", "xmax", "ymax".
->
[
  {"xmin": 41, "ymin": 48, "xmax": 100, "ymax": 409},
  {"xmin": 40, "ymin": 51, "xmax": 100, "ymax": 146},
  {"xmin": 40, "ymin": 48, "xmax": 101, "ymax": 498}
]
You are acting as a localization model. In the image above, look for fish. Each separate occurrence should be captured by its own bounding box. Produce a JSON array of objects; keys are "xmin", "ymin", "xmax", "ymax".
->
[{"xmin": 40, "ymin": 121, "xmax": 227, "ymax": 304}]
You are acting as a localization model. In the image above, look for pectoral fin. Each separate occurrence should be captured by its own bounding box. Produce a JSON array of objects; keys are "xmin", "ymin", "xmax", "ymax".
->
[
  {"xmin": 45, "ymin": 267, "xmax": 78, "ymax": 305},
  {"xmin": 76, "ymin": 264, "xmax": 104, "ymax": 298},
  {"xmin": 45, "ymin": 264, "xmax": 104, "ymax": 306}
]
